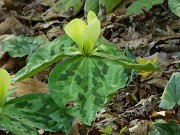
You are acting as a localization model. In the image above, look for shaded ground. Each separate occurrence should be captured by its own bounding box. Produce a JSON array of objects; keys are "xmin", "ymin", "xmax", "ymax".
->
[{"xmin": 0, "ymin": 0, "xmax": 179, "ymax": 135}]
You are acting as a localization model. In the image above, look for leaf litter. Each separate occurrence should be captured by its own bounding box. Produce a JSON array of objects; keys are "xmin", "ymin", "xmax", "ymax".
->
[{"xmin": 0, "ymin": 0, "xmax": 179, "ymax": 134}]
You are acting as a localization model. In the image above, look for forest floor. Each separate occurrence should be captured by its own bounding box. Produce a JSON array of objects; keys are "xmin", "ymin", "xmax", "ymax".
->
[{"xmin": 0, "ymin": 0, "xmax": 180, "ymax": 135}]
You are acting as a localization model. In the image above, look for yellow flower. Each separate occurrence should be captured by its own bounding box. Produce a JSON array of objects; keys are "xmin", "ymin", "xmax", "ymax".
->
[
  {"xmin": 64, "ymin": 11, "xmax": 100, "ymax": 55},
  {"xmin": 136, "ymin": 57, "xmax": 157, "ymax": 78}
]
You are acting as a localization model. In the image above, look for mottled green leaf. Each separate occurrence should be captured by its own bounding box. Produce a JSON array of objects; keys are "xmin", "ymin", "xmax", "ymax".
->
[
  {"xmin": 99, "ymin": 0, "xmax": 122, "ymax": 15},
  {"xmin": 94, "ymin": 52, "xmax": 159, "ymax": 72},
  {"xmin": 2, "ymin": 35, "xmax": 45, "ymax": 58},
  {"xmin": 126, "ymin": 0, "xmax": 163, "ymax": 16},
  {"xmin": 159, "ymin": 72, "xmax": 180, "ymax": 109},
  {"xmin": 168, "ymin": 0, "xmax": 180, "ymax": 17},
  {"xmin": 96, "ymin": 39, "xmax": 132, "ymax": 62},
  {"xmin": 95, "ymin": 39, "xmax": 158, "ymax": 73},
  {"xmin": 48, "ymin": 56, "xmax": 126, "ymax": 125},
  {"xmin": 84, "ymin": 0, "xmax": 99, "ymax": 15},
  {"xmin": 51, "ymin": 0, "xmax": 84, "ymax": 17},
  {"xmin": 12, "ymin": 35, "xmax": 78, "ymax": 83},
  {"xmin": 149, "ymin": 120, "xmax": 180, "ymax": 135},
  {"xmin": 0, "ymin": 113, "xmax": 39, "ymax": 135},
  {"xmin": 2, "ymin": 93, "xmax": 72, "ymax": 134}
]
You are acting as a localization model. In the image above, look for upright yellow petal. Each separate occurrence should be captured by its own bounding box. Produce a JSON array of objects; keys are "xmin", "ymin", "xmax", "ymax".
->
[
  {"xmin": 87, "ymin": 10, "xmax": 97, "ymax": 22},
  {"xmin": 64, "ymin": 19, "xmax": 86, "ymax": 50},
  {"xmin": 0, "ymin": 69, "xmax": 10, "ymax": 105},
  {"xmin": 83, "ymin": 12, "xmax": 100, "ymax": 55}
]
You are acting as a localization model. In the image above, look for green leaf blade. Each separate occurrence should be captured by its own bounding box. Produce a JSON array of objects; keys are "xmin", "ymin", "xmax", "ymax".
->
[
  {"xmin": 99, "ymin": 0, "xmax": 122, "ymax": 15},
  {"xmin": 149, "ymin": 120, "xmax": 180, "ymax": 135},
  {"xmin": 48, "ymin": 56, "xmax": 126, "ymax": 125},
  {"xmin": 96, "ymin": 39, "xmax": 132, "ymax": 62},
  {"xmin": 51, "ymin": 0, "xmax": 84, "ymax": 17},
  {"xmin": 0, "ymin": 113, "xmax": 39, "ymax": 135},
  {"xmin": 84, "ymin": 0, "xmax": 99, "ymax": 15},
  {"xmin": 168, "ymin": 0, "xmax": 180, "ymax": 17},
  {"xmin": 126, "ymin": 0, "xmax": 164, "ymax": 16},
  {"xmin": 2, "ymin": 35, "xmax": 45, "ymax": 58},
  {"xmin": 3, "ymin": 93, "xmax": 72, "ymax": 134},
  {"xmin": 94, "ymin": 52, "xmax": 159, "ymax": 72},
  {"xmin": 159, "ymin": 72, "xmax": 180, "ymax": 109},
  {"xmin": 12, "ymin": 35, "xmax": 76, "ymax": 83}
]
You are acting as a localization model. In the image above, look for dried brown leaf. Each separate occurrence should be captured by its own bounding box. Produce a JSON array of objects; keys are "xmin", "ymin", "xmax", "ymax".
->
[{"xmin": 10, "ymin": 78, "xmax": 48, "ymax": 96}]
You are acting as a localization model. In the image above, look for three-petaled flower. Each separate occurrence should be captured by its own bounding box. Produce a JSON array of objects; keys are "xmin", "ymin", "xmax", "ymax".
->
[{"xmin": 64, "ymin": 11, "xmax": 100, "ymax": 56}]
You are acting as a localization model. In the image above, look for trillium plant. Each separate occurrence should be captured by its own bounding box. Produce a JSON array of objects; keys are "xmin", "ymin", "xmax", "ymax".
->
[{"xmin": 9, "ymin": 11, "xmax": 158, "ymax": 134}]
